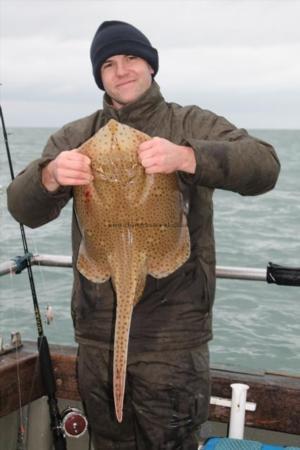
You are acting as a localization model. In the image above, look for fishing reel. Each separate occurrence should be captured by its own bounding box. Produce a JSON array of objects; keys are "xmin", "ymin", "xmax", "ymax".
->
[{"xmin": 60, "ymin": 407, "xmax": 88, "ymax": 438}]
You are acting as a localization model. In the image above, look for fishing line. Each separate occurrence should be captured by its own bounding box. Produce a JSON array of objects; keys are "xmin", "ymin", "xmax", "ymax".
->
[
  {"xmin": 1, "ymin": 170, "xmax": 28, "ymax": 446},
  {"xmin": 30, "ymin": 239, "xmax": 56, "ymax": 328},
  {"xmin": 6, "ymin": 268, "xmax": 27, "ymax": 448},
  {"xmin": 15, "ymin": 338, "xmax": 26, "ymax": 449}
]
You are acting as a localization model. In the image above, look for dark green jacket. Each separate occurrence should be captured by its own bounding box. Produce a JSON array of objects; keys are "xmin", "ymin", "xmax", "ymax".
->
[{"xmin": 7, "ymin": 82, "xmax": 280, "ymax": 352}]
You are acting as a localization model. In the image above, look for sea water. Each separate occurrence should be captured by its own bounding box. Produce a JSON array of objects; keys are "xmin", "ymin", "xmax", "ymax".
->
[{"xmin": 0, "ymin": 128, "xmax": 299, "ymax": 375}]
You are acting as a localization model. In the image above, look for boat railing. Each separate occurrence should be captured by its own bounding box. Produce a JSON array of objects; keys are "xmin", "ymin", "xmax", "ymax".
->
[
  {"xmin": 1, "ymin": 253, "xmax": 300, "ymax": 286},
  {"xmin": 0, "ymin": 253, "xmax": 276, "ymax": 281}
]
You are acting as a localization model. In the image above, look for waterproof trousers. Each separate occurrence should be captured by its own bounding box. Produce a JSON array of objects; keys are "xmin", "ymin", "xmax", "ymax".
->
[{"xmin": 77, "ymin": 343, "xmax": 210, "ymax": 450}]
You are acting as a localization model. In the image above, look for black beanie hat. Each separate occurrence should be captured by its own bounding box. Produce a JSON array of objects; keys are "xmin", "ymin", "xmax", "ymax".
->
[{"xmin": 90, "ymin": 20, "xmax": 159, "ymax": 90}]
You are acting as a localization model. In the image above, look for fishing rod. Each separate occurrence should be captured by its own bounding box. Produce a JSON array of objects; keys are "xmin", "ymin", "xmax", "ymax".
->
[{"xmin": 0, "ymin": 105, "xmax": 87, "ymax": 448}]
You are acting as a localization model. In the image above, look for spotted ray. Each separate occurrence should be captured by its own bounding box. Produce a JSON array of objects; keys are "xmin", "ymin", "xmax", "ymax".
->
[{"xmin": 73, "ymin": 119, "xmax": 190, "ymax": 422}]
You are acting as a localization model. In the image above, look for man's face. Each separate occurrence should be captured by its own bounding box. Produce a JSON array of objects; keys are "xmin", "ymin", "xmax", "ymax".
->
[{"xmin": 100, "ymin": 54, "xmax": 154, "ymax": 110}]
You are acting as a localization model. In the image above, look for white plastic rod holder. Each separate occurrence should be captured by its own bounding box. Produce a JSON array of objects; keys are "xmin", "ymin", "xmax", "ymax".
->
[{"xmin": 228, "ymin": 383, "xmax": 249, "ymax": 439}]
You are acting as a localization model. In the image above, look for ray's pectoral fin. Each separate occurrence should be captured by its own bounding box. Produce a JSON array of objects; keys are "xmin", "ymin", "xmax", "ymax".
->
[
  {"xmin": 148, "ymin": 221, "xmax": 191, "ymax": 278},
  {"xmin": 77, "ymin": 241, "xmax": 111, "ymax": 283}
]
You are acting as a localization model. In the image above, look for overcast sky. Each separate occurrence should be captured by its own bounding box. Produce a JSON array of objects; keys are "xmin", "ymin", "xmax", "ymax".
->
[{"xmin": 1, "ymin": 0, "xmax": 300, "ymax": 128}]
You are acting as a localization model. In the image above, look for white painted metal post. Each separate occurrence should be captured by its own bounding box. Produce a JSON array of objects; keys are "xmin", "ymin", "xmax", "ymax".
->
[{"xmin": 228, "ymin": 383, "xmax": 249, "ymax": 439}]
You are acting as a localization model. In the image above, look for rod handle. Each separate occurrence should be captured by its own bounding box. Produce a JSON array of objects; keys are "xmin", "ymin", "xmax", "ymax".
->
[{"xmin": 38, "ymin": 335, "xmax": 56, "ymax": 396}]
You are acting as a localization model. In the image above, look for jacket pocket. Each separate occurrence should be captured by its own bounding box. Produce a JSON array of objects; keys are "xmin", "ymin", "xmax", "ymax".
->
[{"xmin": 175, "ymin": 261, "xmax": 211, "ymax": 314}]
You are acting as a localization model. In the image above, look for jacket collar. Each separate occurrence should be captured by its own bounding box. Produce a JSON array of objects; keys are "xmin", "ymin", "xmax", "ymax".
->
[{"xmin": 102, "ymin": 81, "xmax": 168, "ymax": 136}]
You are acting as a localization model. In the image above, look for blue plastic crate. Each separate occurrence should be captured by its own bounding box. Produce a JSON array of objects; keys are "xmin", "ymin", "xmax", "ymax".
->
[{"xmin": 203, "ymin": 437, "xmax": 300, "ymax": 450}]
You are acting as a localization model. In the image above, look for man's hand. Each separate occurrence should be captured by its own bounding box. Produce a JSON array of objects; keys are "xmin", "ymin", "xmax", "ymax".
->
[
  {"xmin": 42, "ymin": 149, "xmax": 93, "ymax": 192},
  {"xmin": 138, "ymin": 137, "xmax": 196, "ymax": 175}
]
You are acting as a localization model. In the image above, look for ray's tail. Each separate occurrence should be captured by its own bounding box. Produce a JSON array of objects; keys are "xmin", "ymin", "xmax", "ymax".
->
[
  {"xmin": 110, "ymin": 240, "xmax": 146, "ymax": 423},
  {"xmin": 113, "ymin": 298, "xmax": 134, "ymax": 423}
]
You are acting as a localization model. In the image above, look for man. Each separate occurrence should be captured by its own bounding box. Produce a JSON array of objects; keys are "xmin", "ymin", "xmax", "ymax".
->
[{"xmin": 7, "ymin": 21, "xmax": 280, "ymax": 450}]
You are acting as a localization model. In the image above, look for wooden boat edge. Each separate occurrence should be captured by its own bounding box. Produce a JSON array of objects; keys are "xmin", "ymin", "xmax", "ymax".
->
[{"xmin": 0, "ymin": 341, "xmax": 299, "ymax": 436}]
